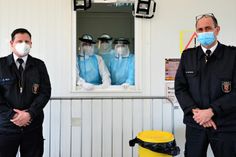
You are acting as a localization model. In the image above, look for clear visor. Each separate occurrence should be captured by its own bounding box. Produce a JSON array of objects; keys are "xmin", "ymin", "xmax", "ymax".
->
[
  {"xmin": 80, "ymin": 42, "xmax": 94, "ymax": 56},
  {"xmin": 98, "ymin": 41, "xmax": 112, "ymax": 53},
  {"xmin": 115, "ymin": 44, "xmax": 129, "ymax": 57}
]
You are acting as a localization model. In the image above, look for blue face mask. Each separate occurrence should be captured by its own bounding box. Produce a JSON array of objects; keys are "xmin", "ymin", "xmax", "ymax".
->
[{"xmin": 197, "ymin": 32, "xmax": 216, "ymax": 46}]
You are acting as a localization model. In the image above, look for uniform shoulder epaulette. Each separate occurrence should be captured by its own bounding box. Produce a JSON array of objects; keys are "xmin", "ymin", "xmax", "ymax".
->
[
  {"xmin": 227, "ymin": 45, "xmax": 236, "ymax": 52},
  {"xmin": 182, "ymin": 47, "xmax": 197, "ymax": 54},
  {"xmin": 0, "ymin": 56, "xmax": 7, "ymax": 61},
  {"xmin": 227, "ymin": 45, "xmax": 236, "ymax": 48}
]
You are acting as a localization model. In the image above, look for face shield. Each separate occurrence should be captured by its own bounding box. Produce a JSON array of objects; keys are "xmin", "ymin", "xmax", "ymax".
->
[
  {"xmin": 79, "ymin": 34, "xmax": 96, "ymax": 56},
  {"xmin": 80, "ymin": 42, "xmax": 95, "ymax": 56},
  {"xmin": 115, "ymin": 44, "xmax": 130, "ymax": 58},
  {"xmin": 98, "ymin": 40, "xmax": 112, "ymax": 53}
]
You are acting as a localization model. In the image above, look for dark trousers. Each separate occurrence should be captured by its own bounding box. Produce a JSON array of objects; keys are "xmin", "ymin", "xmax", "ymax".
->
[
  {"xmin": 0, "ymin": 128, "xmax": 44, "ymax": 157},
  {"xmin": 185, "ymin": 125, "xmax": 236, "ymax": 157}
]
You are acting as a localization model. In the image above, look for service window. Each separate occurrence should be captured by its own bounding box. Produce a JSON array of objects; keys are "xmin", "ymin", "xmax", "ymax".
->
[{"xmin": 72, "ymin": 3, "xmax": 139, "ymax": 92}]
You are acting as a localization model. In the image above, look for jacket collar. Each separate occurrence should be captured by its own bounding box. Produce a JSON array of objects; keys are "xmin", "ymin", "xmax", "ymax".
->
[
  {"xmin": 6, "ymin": 54, "xmax": 15, "ymax": 66},
  {"xmin": 197, "ymin": 42, "xmax": 223, "ymax": 60},
  {"xmin": 7, "ymin": 53, "xmax": 35, "ymax": 68},
  {"xmin": 25, "ymin": 55, "xmax": 35, "ymax": 68}
]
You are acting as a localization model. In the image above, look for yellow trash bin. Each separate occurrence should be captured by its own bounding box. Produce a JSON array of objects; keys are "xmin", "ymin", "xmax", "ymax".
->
[{"xmin": 129, "ymin": 130, "xmax": 180, "ymax": 157}]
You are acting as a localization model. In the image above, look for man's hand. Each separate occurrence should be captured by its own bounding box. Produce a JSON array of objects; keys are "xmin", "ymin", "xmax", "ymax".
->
[
  {"xmin": 202, "ymin": 119, "xmax": 217, "ymax": 130},
  {"xmin": 11, "ymin": 109, "xmax": 31, "ymax": 127},
  {"xmin": 192, "ymin": 108, "xmax": 214, "ymax": 125}
]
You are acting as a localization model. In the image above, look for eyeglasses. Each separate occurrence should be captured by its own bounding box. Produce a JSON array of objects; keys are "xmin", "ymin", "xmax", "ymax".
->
[{"xmin": 195, "ymin": 13, "xmax": 215, "ymax": 21}]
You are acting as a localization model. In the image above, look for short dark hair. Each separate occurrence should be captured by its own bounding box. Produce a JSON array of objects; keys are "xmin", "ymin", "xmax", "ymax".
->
[{"xmin": 11, "ymin": 28, "xmax": 31, "ymax": 41}]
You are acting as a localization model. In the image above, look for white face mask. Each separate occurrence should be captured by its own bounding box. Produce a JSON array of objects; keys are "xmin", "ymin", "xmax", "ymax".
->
[{"xmin": 15, "ymin": 42, "xmax": 31, "ymax": 57}]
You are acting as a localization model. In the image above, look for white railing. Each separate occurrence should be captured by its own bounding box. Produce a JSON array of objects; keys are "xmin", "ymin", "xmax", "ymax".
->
[{"xmin": 18, "ymin": 96, "xmax": 175, "ymax": 157}]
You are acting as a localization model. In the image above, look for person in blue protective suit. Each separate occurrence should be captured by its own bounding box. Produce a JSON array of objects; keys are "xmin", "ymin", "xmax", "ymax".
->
[
  {"xmin": 97, "ymin": 34, "xmax": 115, "ymax": 68},
  {"xmin": 76, "ymin": 34, "xmax": 111, "ymax": 90},
  {"xmin": 109, "ymin": 38, "xmax": 135, "ymax": 88}
]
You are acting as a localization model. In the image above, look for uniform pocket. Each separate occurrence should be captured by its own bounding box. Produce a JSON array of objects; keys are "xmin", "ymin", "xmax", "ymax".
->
[
  {"xmin": 185, "ymin": 70, "xmax": 199, "ymax": 93},
  {"xmin": 0, "ymin": 78, "xmax": 16, "ymax": 94}
]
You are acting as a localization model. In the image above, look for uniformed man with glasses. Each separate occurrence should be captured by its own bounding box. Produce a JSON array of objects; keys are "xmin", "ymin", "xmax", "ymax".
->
[{"xmin": 175, "ymin": 13, "xmax": 236, "ymax": 157}]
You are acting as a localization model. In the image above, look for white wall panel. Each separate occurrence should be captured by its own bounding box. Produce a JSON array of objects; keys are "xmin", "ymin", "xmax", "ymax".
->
[
  {"xmin": 112, "ymin": 100, "xmax": 123, "ymax": 157},
  {"xmin": 61, "ymin": 100, "xmax": 72, "ymax": 157},
  {"xmin": 142, "ymin": 99, "xmax": 152, "ymax": 130},
  {"xmin": 102, "ymin": 100, "xmax": 113, "ymax": 157},
  {"xmin": 43, "ymin": 97, "xmax": 174, "ymax": 157},
  {"xmin": 92, "ymin": 100, "xmax": 102, "ymax": 157},
  {"xmin": 71, "ymin": 100, "xmax": 82, "ymax": 157},
  {"xmin": 132, "ymin": 99, "xmax": 143, "ymax": 157},
  {"xmin": 43, "ymin": 102, "xmax": 52, "ymax": 157},
  {"xmin": 81, "ymin": 100, "xmax": 92, "ymax": 157},
  {"xmin": 49, "ymin": 100, "xmax": 61, "ymax": 157},
  {"xmin": 152, "ymin": 99, "xmax": 163, "ymax": 130},
  {"xmin": 122, "ymin": 100, "xmax": 133, "ymax": 157}
]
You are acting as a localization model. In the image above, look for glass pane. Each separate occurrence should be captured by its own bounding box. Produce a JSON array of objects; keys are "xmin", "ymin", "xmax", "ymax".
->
[{"xmin": 76, "ymin": 3, "xmax": 135, "ymax": 89}]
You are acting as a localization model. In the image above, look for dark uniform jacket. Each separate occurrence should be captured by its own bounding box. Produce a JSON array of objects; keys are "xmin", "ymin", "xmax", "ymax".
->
[
  {"xmin": 0, "ymin": 54, "xmax": 51, "ymax": 133},
  {"xmin": 175, "ymin": 43, "xmax": 236, "ymax": 132}
]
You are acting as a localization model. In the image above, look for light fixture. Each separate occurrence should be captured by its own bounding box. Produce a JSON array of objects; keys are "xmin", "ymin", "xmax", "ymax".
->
[
  {"xmin": 134, "ymin": 0, "xmax": 156, "ymax": 19},
  {"xmin": 74, "ymin": 0, "xmax": 91, "ymax": 10}
]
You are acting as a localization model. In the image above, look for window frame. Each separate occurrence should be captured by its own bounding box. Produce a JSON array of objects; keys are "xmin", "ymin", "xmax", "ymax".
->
[{"xmin": 71, "ymin": 3, "xmax": 144, "ymax": 93}]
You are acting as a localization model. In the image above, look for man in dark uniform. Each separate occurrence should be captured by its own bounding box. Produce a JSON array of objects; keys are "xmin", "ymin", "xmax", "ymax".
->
[
  {"xmin": 0, "ymin": 28, "xmax": 51, "ymax": 157},
  {"xmin": 175, "ymin": 13, "xmax": 236, "ymax": 157}
]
